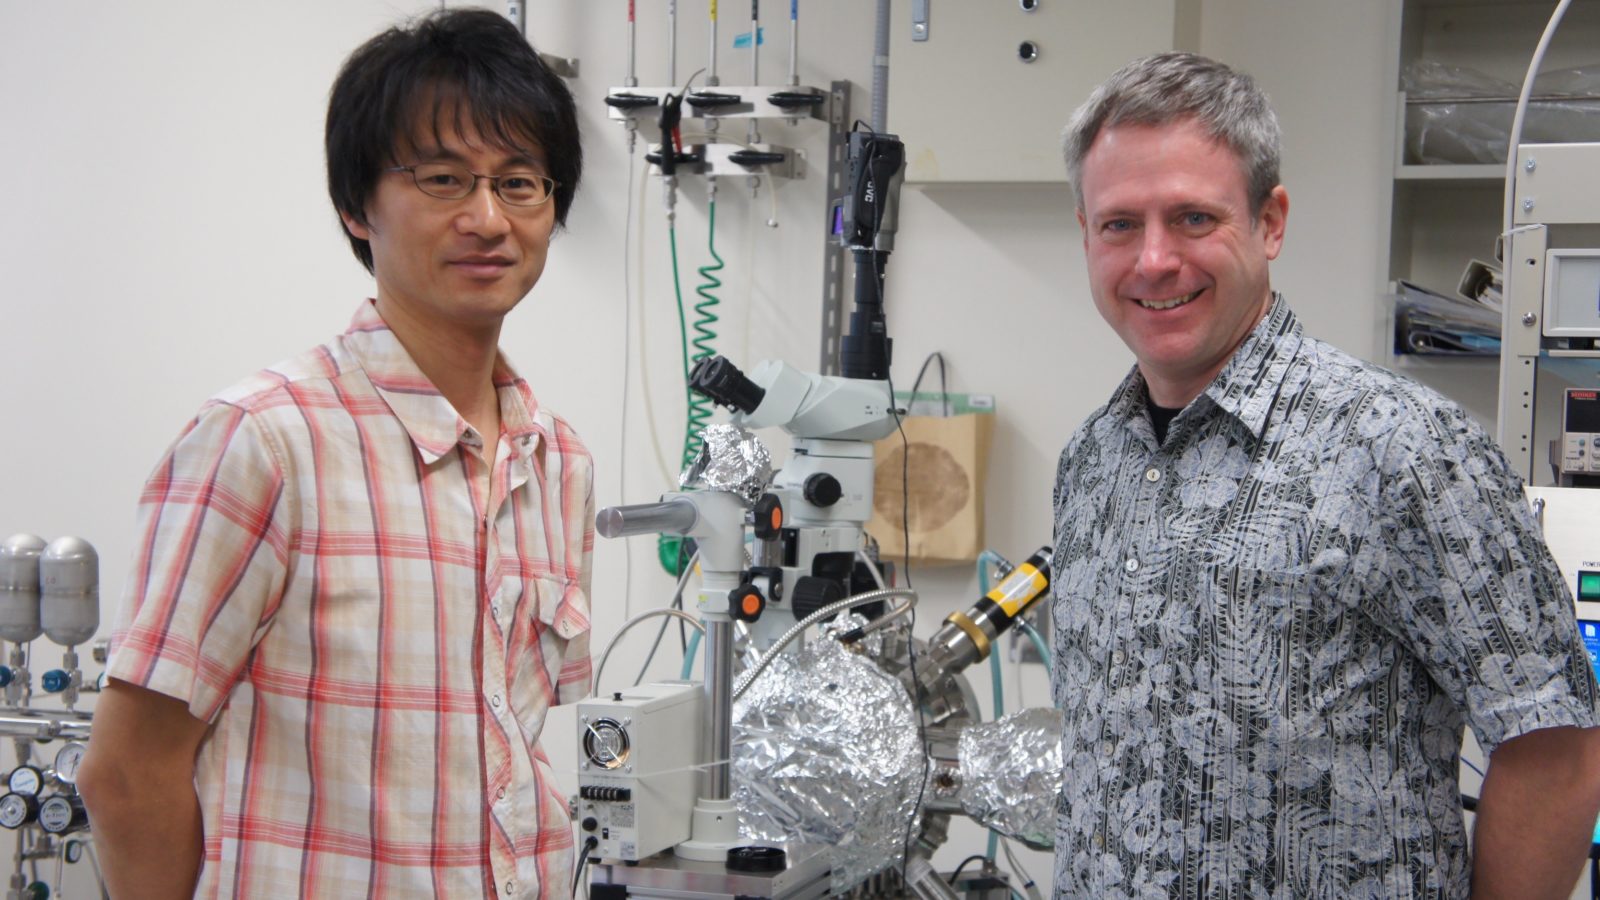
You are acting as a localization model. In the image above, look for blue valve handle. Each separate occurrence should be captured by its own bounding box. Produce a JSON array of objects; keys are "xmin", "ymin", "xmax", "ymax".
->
[
  {"xmin": 0, "ymin": 667, "xmax": 13, "ymax": 688},
  {"xmin": 40, "ymin": 670, "xmax": 71, "ymax": 693}
]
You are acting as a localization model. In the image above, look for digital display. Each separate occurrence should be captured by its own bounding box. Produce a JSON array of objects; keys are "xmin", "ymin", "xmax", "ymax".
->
[
  {"xmin": 1580, "ymin": 619, "xmax": 1600, "ymax": 845},
  {"xmin": 1568, "ymin": 390, "xmax": 1600, "ymax": 433},
  {"xmin": 1578, "ymin": 571, "xmax": 1600, "ymax": 602}
]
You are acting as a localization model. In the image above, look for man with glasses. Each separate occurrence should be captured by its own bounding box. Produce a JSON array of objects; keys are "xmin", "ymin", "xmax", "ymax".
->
[{"xmin": 77, "ymin": 10, "xmax": 593, "ymax": 898}]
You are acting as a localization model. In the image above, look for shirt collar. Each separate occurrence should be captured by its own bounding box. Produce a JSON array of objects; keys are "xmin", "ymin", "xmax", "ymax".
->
[
  {"xmin": 1200, "ymin": 293, "xmax": 1302, "ymax": 439},
  {"xmin": 1103, "ymin": 292, "xmax": 1302, "ymax": 443},
  {"xmin": 340, "ymin": 299, "xmax": 546, "ymax": 466}
]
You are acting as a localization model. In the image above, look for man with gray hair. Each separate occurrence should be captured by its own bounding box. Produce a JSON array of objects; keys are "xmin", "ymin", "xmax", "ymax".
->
[{"xmin": 1050, "ymin": 51, "xmax": 1600, "ymax": 897}]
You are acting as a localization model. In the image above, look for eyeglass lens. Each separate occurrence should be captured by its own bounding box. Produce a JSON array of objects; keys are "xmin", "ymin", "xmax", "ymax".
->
[{"xmin": 409, "ymin": 163, "xmax": 552, "ymax": 206}]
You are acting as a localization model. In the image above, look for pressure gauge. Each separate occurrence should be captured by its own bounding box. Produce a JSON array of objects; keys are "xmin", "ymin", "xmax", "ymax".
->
[
  {"xmin": 582, "ymin": 718, "xmax": 630, "ymax": 770},
  {"xmin": 7, "ymin": 766, "xmax": 43, "ymax": 797},
  {"xmin": 0, "ymin": 793, "xmax": 38, "ymax": 830},
  {"xmin": 52, "ymin": 744, "xmax": 86, "ymax": 786},
  {"xmin": 38, "ymin": 794, "xmax": 87, "ymax": 835}
]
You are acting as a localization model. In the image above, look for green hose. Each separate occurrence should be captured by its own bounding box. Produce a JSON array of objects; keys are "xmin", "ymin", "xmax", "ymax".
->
[
  {"xmin": 683, "ymin": 199, "xmax": 724, "ymax": 469},
  {"xmin": 657, "ymin": 205, "xmax": 725, "ymax": 575}
]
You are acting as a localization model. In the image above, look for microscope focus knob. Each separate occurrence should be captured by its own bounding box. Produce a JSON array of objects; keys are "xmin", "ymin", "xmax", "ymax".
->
[
  {"xmin": 791, "ymin": 576, "xmax": 846, "ymax": 620},
  {"xmin": 41, "ymin": 670, "xmax": 70, "ymax": 693},
  {"xmin": 751, "ymin": 494, "xmax": 784, "ymax": 540},
  {"xmin": 802, "ymin": 473, "xmax": 843, "ymax": 508},
  {"xmin": 729, "ymin": 584, "xmax": 766, "ymax": 623}
]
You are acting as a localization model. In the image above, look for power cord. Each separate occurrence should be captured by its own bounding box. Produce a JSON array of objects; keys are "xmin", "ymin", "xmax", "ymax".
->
[{"xmin": 571, "ymin": 835, "xmax": 600, "ymax": 897}]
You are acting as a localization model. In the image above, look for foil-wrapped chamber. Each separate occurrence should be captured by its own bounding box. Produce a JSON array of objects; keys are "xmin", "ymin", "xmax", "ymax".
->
[
  {"xmin": 733, "ymin": 618, "xmax": 924, "ymax": 891},
  {"xmin": 680, "ymin": 424, "xmax": 773, "ymax": 504},
  {"xmin": 958, "ymin": 706, "xmax": 1062, "ymax": 850}
]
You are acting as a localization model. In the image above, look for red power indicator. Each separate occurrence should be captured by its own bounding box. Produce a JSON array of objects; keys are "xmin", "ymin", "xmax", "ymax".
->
[{"xmin": 1573, "ymin": 391, "xmax": 1599, "ymax": 401}]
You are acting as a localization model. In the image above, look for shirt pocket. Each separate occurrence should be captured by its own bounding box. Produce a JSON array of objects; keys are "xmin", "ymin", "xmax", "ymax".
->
[{"xmin": 534, "ymin": 575, "xmax": 590, "ymax": 640}]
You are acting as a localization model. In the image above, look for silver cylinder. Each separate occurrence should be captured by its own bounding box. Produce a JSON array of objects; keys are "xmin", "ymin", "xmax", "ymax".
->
[
  {"xmin": 40, "ymin": 537, "xmax": 97, "ymax": 648},
  {"xmin": 702, "ymin": 617, "xmax": 734, "ymax": 799},
  {"xmin": 0, "ymin": 535, "xmax": 46, "ymax": 645},
  {"xmin": 788, "ymin": 1, "xmax": 798, "ymax": 85},
  {"xmin": 626, "ymin": 19, "xmax": 637, "ymax": 86},
  {"xmin": 708, "ymin": 6, "xmax": 719, "ymax": 85},
  {"xmin": 871, "ymin": 0, "xmax": 890, "ymax": 131},
  {"xmin": 595, "ymin": 498, "xmax": 699, "ymax": 539}
]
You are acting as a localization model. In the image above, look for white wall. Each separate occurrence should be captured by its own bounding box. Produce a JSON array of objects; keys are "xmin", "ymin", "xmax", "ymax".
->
[{"xmin": 2, "ymin": 1, "xmax": 1528, "ymax": 897}]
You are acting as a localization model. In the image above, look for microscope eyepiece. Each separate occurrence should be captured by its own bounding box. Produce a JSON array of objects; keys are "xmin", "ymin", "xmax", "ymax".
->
[{"xmin": 690, "ymin": 356, "xmax": 766, "ymax": 415}]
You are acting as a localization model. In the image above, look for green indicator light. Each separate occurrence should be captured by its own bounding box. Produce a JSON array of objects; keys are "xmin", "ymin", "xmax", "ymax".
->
[{"xmin": 1580, "ymin": 571, "xmax": 1600, "ymax": 601}]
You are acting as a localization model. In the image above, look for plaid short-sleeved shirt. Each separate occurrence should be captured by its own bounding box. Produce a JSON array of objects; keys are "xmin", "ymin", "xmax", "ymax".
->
[
  {"xmin": 1051, "ymin": 296, "xmax": 1598, "ymax": 898},
  {"xmin": 108, "ymin": 300, "xmax": 594, "ymax": 898}
]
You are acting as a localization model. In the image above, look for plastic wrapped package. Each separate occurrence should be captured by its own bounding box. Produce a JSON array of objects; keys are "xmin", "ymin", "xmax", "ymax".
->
[
  {"xmin": 732, "ymin": 617, "xmax": 925, "ymax": 891},
  {"xmin": 1403, "ymin": 60, "xmax": 1600, "ymax": 165},
  {"xmin": 957, "ymin": 706, "xmax": 1062, "ymax": 850}
]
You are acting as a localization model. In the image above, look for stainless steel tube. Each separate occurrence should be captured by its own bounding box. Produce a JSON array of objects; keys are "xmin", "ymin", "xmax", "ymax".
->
[
  {"xmin": 708, "ymin": 1, "xmax": 720, "ymax": 85},
  {"xmin": 788, "ymin": 0, "xmax": 798, "ymax": 85},
  {"xmin": 595, "ymin": 498, "xmax": 699, "ymax": 538},
  {"xmin": 701, "ymin": 617, "xmax": 734, "ymax": 799},
  {"xmin": 871, "ymin": 0, "xmax": 890, "ymax": 131},
  {"xmin": 626, "ymin": 1, "xmax": 638, "ymax": 86},
  {"xmin": 668, "ymin": 0, "xmax": 678, "ymax": 84},
  {"xmin": 0, "ymin": 710, "xmax": 91, "ymax": 741}
]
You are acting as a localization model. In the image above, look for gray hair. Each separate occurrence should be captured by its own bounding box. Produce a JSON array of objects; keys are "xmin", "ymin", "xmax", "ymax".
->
[{"xmin": 1063, "ymin": 52, "xmax": 1281, "ymax": 215}]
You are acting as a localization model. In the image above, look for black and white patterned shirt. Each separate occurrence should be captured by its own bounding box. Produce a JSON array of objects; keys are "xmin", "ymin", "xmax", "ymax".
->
[{"xmin": 1050, "ymin": 296, "xmax": 1599, "ymax": 898}]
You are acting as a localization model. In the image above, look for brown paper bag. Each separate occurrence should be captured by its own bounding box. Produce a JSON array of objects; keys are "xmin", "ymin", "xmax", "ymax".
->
[{"xmin": 867, "ymin": 409, "xmax": 994, "ymax": 567}]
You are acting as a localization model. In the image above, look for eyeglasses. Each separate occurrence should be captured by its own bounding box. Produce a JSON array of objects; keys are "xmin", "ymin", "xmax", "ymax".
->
[{"xmin": 385, "ymin": 163, "xmax": 558, "ymax": 207}]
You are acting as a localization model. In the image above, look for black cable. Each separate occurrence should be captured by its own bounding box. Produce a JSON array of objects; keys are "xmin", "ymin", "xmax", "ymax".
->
[
  {"xmin": 898, "ymin": 608, "xmax": 929, "ymax": 886},
  {"xmin": 947, "ymin": 853, "xmax": 991, "ymax": 886},
  {"xmin": 909, "ymin": 351, "xmax": 949, "ymax": 417},
  {"xmin": 572, "ymin": 836, "xmax": 600, "ymax": 897}
]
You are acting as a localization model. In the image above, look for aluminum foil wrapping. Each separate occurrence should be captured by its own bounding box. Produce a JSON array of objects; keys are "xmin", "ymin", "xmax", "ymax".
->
[
  {"xmin": 733, "ymin": 618, "xmax": 924, "ymax": 891},
  {"xmin": 679, "ymin": 423, "xmax": 773, "ymax": 504},
  {"xmin": 957, "ymin": 706, "xmax": 1063, "ymax": 850}
]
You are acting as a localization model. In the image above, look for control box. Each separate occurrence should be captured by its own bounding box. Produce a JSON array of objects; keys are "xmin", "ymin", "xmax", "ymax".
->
[
  {"xmin": 575, "ymin": 681, "xmax": 701, "ymax": 861},
  {"xmin": 1557, "ymin": 388, "xmax": 1600, "ymax": 479},
  {"xmin": 1524, "ymin": 486, "xmax": 1600, "ymax": 623}
]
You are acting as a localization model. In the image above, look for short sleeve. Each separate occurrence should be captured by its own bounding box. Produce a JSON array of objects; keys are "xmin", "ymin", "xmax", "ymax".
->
[
  {"xmin": 107, "ymin": 401, "xmax": 290, "ymax": 723},
  {"xmin": 1377, "ymin": 404, "xmax": 1600, "ymax": 755},
  {"xmin": 554, "ymin": 440, "xmax": 595, "ymax": 706}
]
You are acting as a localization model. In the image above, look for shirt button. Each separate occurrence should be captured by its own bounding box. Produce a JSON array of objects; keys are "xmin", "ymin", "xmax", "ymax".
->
[
  {"xmin": 504, "ymin": 880, "xmax": 516, "ymax": 895},
  {"xmin": 1092, "ymin": 832, "xmax": 1105, "ymax": 849},
  {"xmin": 1101, "ymin": 741, "xmax": 1114, "ymax": 756},
  {"xmin": 1124, "ymin": 558, "xmax": 1139, "ymax": 573},
  {"xmin": 491, "ymin": 694, "xmax": 503, "ymax": 709},
  {"xmin": 1144, "ymin": 467, "xmax": 1161, "ymax": 482},
  {"xmin": 497, "ymin": 787, "xmax": 507, "ymax": 801},
  {"xmin": 1111, "ymin": 649, "xmax": 1126, "ymax": 665},
  {"xmin": 492, "ymin": 603, "xmax": 501, "ymax": 618}
]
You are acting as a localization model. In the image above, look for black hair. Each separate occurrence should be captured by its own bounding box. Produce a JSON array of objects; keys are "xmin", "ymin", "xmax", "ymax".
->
[{"xmin": 325, "ymin": 8, "xmax": 583, "ymax": 272}]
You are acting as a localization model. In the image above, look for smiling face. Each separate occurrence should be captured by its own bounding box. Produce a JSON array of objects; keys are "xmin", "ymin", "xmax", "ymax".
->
[
  {"xmin": 340, "ymin": 111, "xmax": 556, "ymax": 339},
  {"xmin": 1076, "ymin": 118, "xmax": 1288, "ymax": 407}
]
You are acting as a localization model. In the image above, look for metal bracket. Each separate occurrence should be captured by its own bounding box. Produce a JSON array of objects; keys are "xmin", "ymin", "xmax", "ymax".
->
[
  {"xmin": 820, "ymin": 81, "xmax": 851, "ymax": 376},
  {"xmin": 540, "ymin": 53, "xmax": 580, "ymax": 79},
  {"xmin": 913, "ymin": 0, "xmax": 930, "ymax": 41}
]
